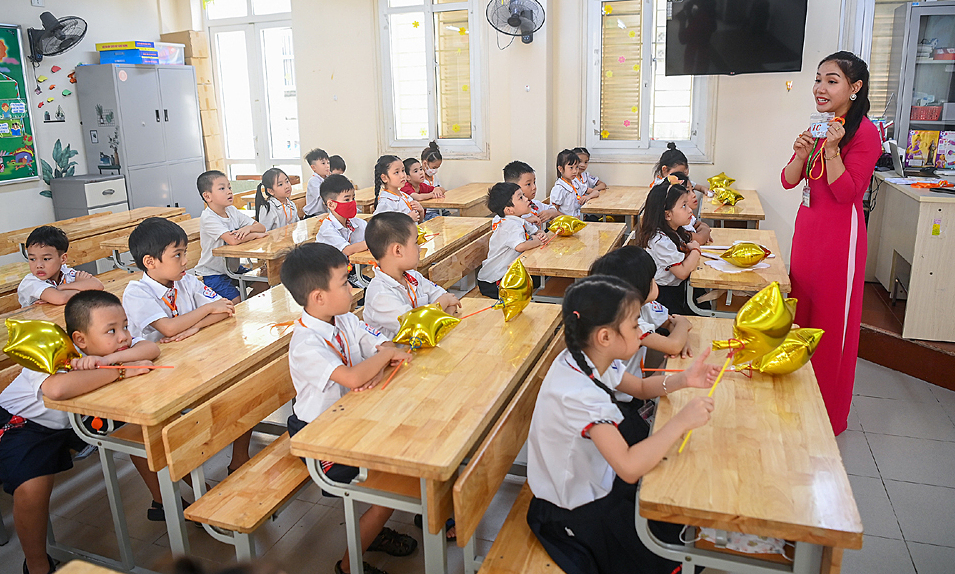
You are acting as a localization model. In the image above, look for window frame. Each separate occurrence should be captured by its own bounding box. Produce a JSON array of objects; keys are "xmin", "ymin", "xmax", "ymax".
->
[
  {"xmin": 584, "ymin": 0, "xmax": 716, "ymax": 163},
  {"xmin": 377, "ymin": 0, "xmax": 488, "ymax": 158}
]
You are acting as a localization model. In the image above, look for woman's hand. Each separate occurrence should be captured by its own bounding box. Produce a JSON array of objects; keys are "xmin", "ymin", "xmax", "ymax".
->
[
  {"xmin": 793, "ymin": 130, "xmax": 815, "ymax": 161},
  {"xmin": 824, "ymin": 121, "xmax": 845, "ymax": 155}
]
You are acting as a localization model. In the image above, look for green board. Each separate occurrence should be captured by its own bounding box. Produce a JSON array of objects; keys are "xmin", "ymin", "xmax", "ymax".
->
[{"xmin": 0, "ymin": 24, "xmax": 38, "ymax": 185}]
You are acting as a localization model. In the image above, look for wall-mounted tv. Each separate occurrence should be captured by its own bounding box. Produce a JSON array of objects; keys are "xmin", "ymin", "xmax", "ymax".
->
[{"xmin": 665, "ymin": 0, "xmax": 808, "ymax": 76}]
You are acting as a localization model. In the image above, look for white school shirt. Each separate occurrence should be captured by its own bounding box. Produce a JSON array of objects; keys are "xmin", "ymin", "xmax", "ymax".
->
[
  {"xmin": 684, "ymin": 214, "xmax": 698, "ymax": 234},
  {"xmin": 549, "ymin": 178, "xmax": 585, "ymax": 219},
  {"xmin": 492, "ymin": 214, "xmax": 540, "ymax": 236},
  {"xmin": 195, "ymin": 206, "xmax": 255, "ymax": 277},
  {"xmin": 478, "ymin": 215, "xmax": 535, "ymax": 284},
  {"xmin": 289, "ymin": 311, "xmax": 388, "ymax": 423},
  {"xmin": 305, "ymin": 174, "xmax": 327, "ymax": 216},
  {"xmin": 577, "ymin": 171, "xmax": 600, "ymax": 189},
  {"xmin": 374, "ymin": 189, "xmax": 417, "ymax": 218},
  {"xmin": 646, "ymin": 232, "xmax": 686, "ymax": 287},
  {"xmin": 123, "ymin": 272, "xmax": 223, "ymax": 342},
  {"xmin": 527, "ymin": 349, "xmax": 626, "ymax": 510},
  {"xmin": 17, "ymin": 264, "xmax": 78, "ymax": 307},
  {"xmin": 620, "ymin": 300, "xmax": 670, "ymax": 382},
  {"xmin": 423, "ymin": 171, "xmax": 442, "ymax": 189},
  {"xmin": 315, "ymin": 215, "xmax": 367, "ymax": 252},
  {"xmin": 258, "ymin": 196, "xmax": 300, "ymax": 231},
  {"xmin": 363, "ymin": 269, "xmax": 447, "ymax": 339},
  {"xmin": 0, "ymin": 337, "xmax": 146, "ymax": 429}
]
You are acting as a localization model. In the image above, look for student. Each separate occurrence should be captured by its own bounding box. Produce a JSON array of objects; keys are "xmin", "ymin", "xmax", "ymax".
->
[
  {"xmin": 651, "ymin": 142, "xmax": 710, "ymax": 196},
  {"xmin": 255, "ymin": 167, "xmax": 300, "ymax": 231},
  {"xmin": 363, "ymin": 212, "xmax": 461, "ymax": 339},
  {"xmin": 550, "ymin": 149, "xmax": 598, "ymax": 219},
  {"xmin": 420, "ymin": 141, "xmax": 443, "ymax": 188},
  {"xmin": 281, "ymin": 243, "xmax": 416, "ymax": 574},
  {"xmin": 18, "ymin": 226, "xmax": 104, "ymax": 307},
  {"xmin": 477, "ymin": 182, "xmax": 548, "ymax": 299},
  {"xmin": 525, "ymin": 275, "xmax": 717, "ymax": 574},
  {"xmin": 373, "ymin": 155, "xmax": 425, "ymax": 223},
  {"xmin": 329, "ymin": 155, "xmax": 346, "ymax": 175},
  {"xmin": 637, "ymin": 179, "xmax": 702, "ymax": 315},
  {"xmin": 503, "ymin": 161, "xmax": 560, "ymax": 230},
  {"xmin": 667, "ymin": 170, "xmax": 711, "ymax": 245},
  {"xmin": 315, "ymin": 174, "xmax": 368, "ymax": 256},
  {"xmin": 401, "ymin": 157, "xmax": 446, "ymax": 221},
  {"xmin": 573, "ymin": 147, "xmax": 607, "ymax": 193},
  {"xmin": 194, "ymin": 170, "xmax": 269, "ymax": 303},
  {"xmin": 304, "ymin": 148, "xmax": 332, "ymax": 217},
  {"xmin": 0, "ymin": 291, "xmax": 166, "ymax": 574}
]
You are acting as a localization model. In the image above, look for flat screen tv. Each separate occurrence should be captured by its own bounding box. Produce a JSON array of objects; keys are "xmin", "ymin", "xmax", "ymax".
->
[{"xmin": 665, "ymin": 0, "xmax": 808, "ymax": 76}]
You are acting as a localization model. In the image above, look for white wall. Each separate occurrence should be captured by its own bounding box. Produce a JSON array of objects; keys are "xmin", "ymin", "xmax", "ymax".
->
[
  {"xmin": 291, "ymin": 0, "xmax": 842, "ymax": 261},
  {"xmin": 0, "ymin": 0, "xmax": 190, "ymax": 263}
]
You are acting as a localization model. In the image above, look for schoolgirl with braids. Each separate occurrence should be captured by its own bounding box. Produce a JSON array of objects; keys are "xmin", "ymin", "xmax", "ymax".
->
[
  {"xmin": 637, "ymin": 178, "xmax": 701, "ymax": 315},
  {"xmin": 373, "ymin": 155, "xmax": 425, "ymax": 222},
  {"xmin": 526, "ymin": 275, "xmax": 717, "ymax": 574},
  {"xmin": 255, "ymin": 167, "xmax": 300, "ymax": 231}
]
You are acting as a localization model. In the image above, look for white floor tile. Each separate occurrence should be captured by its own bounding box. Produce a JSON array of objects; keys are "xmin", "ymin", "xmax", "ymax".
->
[
  {"xmin": 852, "ymin": 396, "xmax": 955, "ymax": 442},
  {"xmin": 846, "ymin": 475, "xmax": 902, "ymax": 540},
  {"xmin": 867, "ymin": 434, "xmax": 955, "ymax": 489},
  {"xmin": 842, "ymin": 535, "xmax": 915, "ymax": 574},
  {"xmin": 847, "ymin": 403, "xmax": 863, "ymax": 431},
  {"xmin": 836, "ymin": 430, "xmax": 880, "ymax": 478},
  {"xmin": 907, "ymin": 541, "xmax": 955, "ymax": 574},
  {"xmin": 929, "ymin": 384, "xmax": 955, "ymax": 405},
  {"xmin": 884, "ymin": 481, "xmax": 955, "ymax": 547},
  {"xmin": 854, "ymin": 360, "xmax": 938, "ymax": 403}
]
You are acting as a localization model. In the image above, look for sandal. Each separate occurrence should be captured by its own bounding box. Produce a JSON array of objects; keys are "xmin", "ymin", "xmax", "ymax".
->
[
  {"xmin": 367, "ymin": 527, "xmax": 418, "ymax": 556},
  {"xmin": 146, "ymin": 499, "xmax": 190, "ymax": 522},
  {"xmin": 334, "ymin": 560, "xmax": 388, "ymax": 574},
  {"xmin": 413, "ymin": 514, "xmax": 457, "ymax": 542},
  {"xmin": 22, "ymin": 554, "xmax": 55, "ymax": 574}
]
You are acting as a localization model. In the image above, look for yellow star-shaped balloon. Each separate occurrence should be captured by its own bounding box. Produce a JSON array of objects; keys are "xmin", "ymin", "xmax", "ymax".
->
[
  {"xmin": 4, "ymin": 319, "xmax": 79, "ymax": 375},
  {"xmin": 393, "ymin": 304, "xmax": 461, "ymax": 350},
  {"xmin": 711, "ymin": 187, "xmax": 744, "ymax": 206},
  {"xmin": 707, "ymin": 172, "xmax": 736, "ymax": 190},
  {"xmin": 751, "ymin": 328, "xmax": 824, "ymax": 375},
  {"xmin": 417, "ymin": 225, "xmax": 428, "ymax": 245},
  {"xmin": 412, "ymin": 20, "xmax": 420, "ymax": 28},
  {"xmin": 493, "ymin": 258, "xmax": 534, "ymax": 322},
  {"xmin": 719, "ymin": 242, "xmax": 770, "ymax": 268},
  {"xmin": 712, "ymin": 282, "xmax": 797, "ymax": 365},
  {"xmin": 548, "ymin": 215, "xmax": 587, "ymax": 237}
]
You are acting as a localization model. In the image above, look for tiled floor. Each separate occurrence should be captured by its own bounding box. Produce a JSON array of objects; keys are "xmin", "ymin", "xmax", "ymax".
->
[{"xmin": 1, "ymin": 358, "xmax": 953, "ymax": 574}]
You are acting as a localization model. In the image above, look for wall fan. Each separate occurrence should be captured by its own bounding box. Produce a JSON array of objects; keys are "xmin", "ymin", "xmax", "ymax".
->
[
  {"xmin": 486, "ymin": 0, "xmax": 545, "ymax": 45},
  {"xmin": 28, "ymin": 12, "xmax": 88, "ymax": 63}
]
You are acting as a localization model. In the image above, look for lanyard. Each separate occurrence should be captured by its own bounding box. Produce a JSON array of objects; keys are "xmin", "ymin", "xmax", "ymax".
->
[
  {"xmin": 296, "ymin": 318, "xmax": 353, "ymax": 366},
  {"xmin": 805, "ymin": 138, "xmax": 826, "ymax": 180},
  {"xmin": 280, "ymin": 199, "xmax": 295, "ymax": 224},
  {"xmin": 162, "ymin": 288, "xmax": 179, "ymax": 317},
  {"xmin": 561, "ymin": 177, "xmax": 585, "ymax": 203},
  {"xmin": 385, "ymin": 189, "xmax": 417, "ymax": 213},
  {"xmin": 403, "ymin": 272, "xmax": 418, "ymax": 308}
]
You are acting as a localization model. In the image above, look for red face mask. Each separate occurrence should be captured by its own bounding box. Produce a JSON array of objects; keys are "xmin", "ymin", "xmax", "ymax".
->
[{"xmin": 333, "ymin": 200, "xmax": 358, "ymax": 219}]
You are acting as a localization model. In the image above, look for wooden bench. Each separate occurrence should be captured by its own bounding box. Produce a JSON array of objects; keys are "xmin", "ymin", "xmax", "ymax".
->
[
  {"xmin": 453, "ymin": 331, "xmax": 565, "ymax": 574},
  {"xmin": 0, "ymin": 212, "xmax": 113, "ymax": 257},
  {"xmin": 0, "ymin": 261, "xmax": 31, "ymax": 315},
  {"xmin": 429, "ymin": 233, "xmax": 490, "ymax": 290}
]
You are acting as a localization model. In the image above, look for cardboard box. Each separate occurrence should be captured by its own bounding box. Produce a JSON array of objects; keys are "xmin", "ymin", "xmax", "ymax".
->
[
  {"xmin": 99, "ymin": 49, "xmax": 160, "ymax": 64},
  {"xmin": 187, "ymin": 57, "xmax": 214, "ymax": 84},
  {"xmin": 199, "ymin": 109, "xmax": 220, "ymax": 136},
  {"xmin": 159, "ymin": 31, "xmax": 210, "ymax": 59},
  {"xmin": 196, "ymin": 83, "xmax": 217, "ymax": 110},
  {"xmin": 203, "ymin": 135, "xmax": 225, "ymax": 161},
  {"xmin": 95, "ymin": 41, "xmax": 154, "ymax": 51}
]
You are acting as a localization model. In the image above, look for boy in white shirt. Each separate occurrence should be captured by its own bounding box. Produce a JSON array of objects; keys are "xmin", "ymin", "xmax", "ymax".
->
[
  {"xmin": 0, "ymin": 291, "xmax": 162, "ymax": 574},
  {"xmin": 281, "ymin": 243, "xmax": 415, "ymax": 574},
  {"xmin": 502, "ymin": 161, "xmax": 560, "ymax": 233},
  {"xmin": 476, "ymin": 182, "xmax": 549, "ymax": 299},
  {"xmin": 194, "ymin": 170, "xmax": 269, "ymax": 303},
  {"xmin": 18, "ymin": 226, "xmax": 104, "ymax": 307},
  {"xmin": 363, "ymin": 212, "xmax": 461, "ymax": 339},
  {"xmin": 329, "ymin": 155, "xmax": 346, "ymax": 175},
  {"xmin": 315, "ymin": 174, "xmax": 368, "ymax": 256},
  {"xmin": 304, "ymin": 148, "xmax": 331, "ymax": 217}
]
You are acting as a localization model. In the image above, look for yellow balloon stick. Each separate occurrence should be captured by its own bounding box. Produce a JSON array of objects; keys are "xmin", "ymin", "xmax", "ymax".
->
[{"xmin": 677, "ymin": 351, "xmax": 735, "ymax": 454}]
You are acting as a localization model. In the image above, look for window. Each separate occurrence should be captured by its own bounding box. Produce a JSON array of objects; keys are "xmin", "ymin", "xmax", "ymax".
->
[
  {"xmin": 866, "ymin": 0, "xmax": 907, "ymax": 119},
  {"xmin": 379, "ymin": 0, "xmax": 486, "ymax": 155},
  {"xmin": 585, "ymin": 0, "xmax": 715, "ymax": 161}
]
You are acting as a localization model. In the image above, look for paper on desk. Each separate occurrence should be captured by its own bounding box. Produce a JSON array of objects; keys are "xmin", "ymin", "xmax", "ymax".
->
[
  {"xmin": 885, "ymin": 177, "xmax": 942, "ymax": 185},
  {"xmin": 704, "ymin": 259, "xmax": 770, "ymax": 274}
]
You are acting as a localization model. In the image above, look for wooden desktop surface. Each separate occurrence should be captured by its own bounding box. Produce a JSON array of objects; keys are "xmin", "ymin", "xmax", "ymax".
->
[
  {"xmin": 356, "ymin": 186, "xmax": 376, "ymax": 212},
  {"xmin": 580, "ymin": 185, "xmax": 651, "ymax": 216},
  {"xmin": 290, "ymin": 299, "xmax": 562, "ymax": 481},
  {"xmin": 420, "ymin": 182, "xmax": 492, "ymax": 213},
  {"xmin": 7, "ymin": 206, "xmax": 186, "ymax": 246},
  {"xmin": 519, "ymin": 222, "xmax": 626, "ymax": 278},
  {"xmin": 642, "ymin": 316, "xmax": 863, "ymax": 550},
  {"xmin": 0, "ymin": 261, "xmax": 31, "ymax": 294},
  {"xmin": 100, "ymin": 217, "xmax": 202, "ymax": 252},
  {"xmin": 691, "ymin": 228, "xmax": 791, "ymax": 292},
  {"xmin": 699, "ymin": 190, "xmax": 765, "ymax": 222},
  {"xmin": 348, "ymin": 216, "xmax": 490, "ymax": 268}
]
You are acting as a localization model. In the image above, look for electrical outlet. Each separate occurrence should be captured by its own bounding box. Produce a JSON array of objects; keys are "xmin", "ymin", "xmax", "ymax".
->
[{"xmin": 31, "ymin": 0, "xmax": 45, "ymax": 7}]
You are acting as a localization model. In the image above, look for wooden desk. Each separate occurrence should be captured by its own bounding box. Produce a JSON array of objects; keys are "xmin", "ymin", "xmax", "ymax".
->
[
  {"xmin": 356, "ymin": 186, "xmax": 376, "ymax": 214},
  {"xmin": 348, "ymin": 216, "xmax": 491, "ymax": 271},
  {"xmin": 100, "ymin": 217, "xmax": 202, "ymax": 271},
  {"xmin": 0, "ymin": 261, "xmax": 31, "ymax": 294},
  {"xmin": 0, "ymin": 212, "xmax": 114, "ymax": 257},
  {"xmin": 420, "ymin": 182, "xmax": 492, "ymax": 217},
  {"xmin": 639, "ymin": 317, "xmax": 862, "ymax": 571},
  {"xmin": 233, "ymin": 186, "xmax": 306, "ymax": 218},
  {"xmin": 519, "ymin": 222, "xmax": 626, "ymax": 278},
  {"xmin": 699, "ymin": 190, "xmax": 765, "ymax": 229},
  {"xmin": 580, "ymin": 185, "xmax": 651, "ymax": 230},
  {"xmin": 691, "ymin": 228, "xmax": 790, "ymax": 293}
]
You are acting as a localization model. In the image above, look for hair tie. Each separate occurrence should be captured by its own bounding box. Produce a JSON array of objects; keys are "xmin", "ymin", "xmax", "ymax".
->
[
  {"xmin": 572, "ymin": 311, "xmax": 580, "ymax": 318},
  {"xmin": 666, "ymin": 174, "xmax": 679, "ymax": 185}
]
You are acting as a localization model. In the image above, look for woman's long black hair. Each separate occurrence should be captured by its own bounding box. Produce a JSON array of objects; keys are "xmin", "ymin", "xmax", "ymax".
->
[{"xmin": 819, "ymin": 51, "xmax": 870, "ymax": 149}]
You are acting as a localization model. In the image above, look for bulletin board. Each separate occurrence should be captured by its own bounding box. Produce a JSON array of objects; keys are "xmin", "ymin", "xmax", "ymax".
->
[{"xmin": 0, "ymin": 24, "xmax": 38, "ymax": 185}]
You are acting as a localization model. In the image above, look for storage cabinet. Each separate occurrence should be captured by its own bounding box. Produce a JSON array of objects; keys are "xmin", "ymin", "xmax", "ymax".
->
[{"xmin": 76, "ymin": 64, "xmax": 207, "ymax": 216}]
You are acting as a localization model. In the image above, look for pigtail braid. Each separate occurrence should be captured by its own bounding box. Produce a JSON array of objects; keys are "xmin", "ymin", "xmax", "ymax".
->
[{"xmin": 564, "ymin": 312, "xmax": 621, "ymax": 407}]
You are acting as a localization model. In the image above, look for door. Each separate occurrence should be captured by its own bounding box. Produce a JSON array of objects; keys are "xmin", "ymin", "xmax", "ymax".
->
[
  {"xmin": 115, "ymin": 66, "xmax": 164, "ymax": 168},
  {"xmin": 209, "ymin": 22, "xmax": 301, "ymax": 178},
  {"xmin": 125, "ymin": 164, "xmax": 172, "ymax": 210},
  {"xmin": 168, "ymin": 158, "xmax": 208, "ymax": 217},
  {"xmin": 158, "ymin": 67, "xmax": 205, "ymax": 162}
]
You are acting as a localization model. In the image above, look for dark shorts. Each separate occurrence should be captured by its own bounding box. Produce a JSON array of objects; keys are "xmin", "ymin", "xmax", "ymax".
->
[
  {"xmin": 0, "ymin": 407, "xmax": 86, "ymax": 495},
  {"xmin": 202, "ymin": 273, "xmax": 242, "ymax": 301},
  {"xmin": 287, "ymin": 413, "xmax": 359, "ymax": 496},
  {"xmin": 478, "ymin": 276, "xmax": 541, "ymax": 299}
]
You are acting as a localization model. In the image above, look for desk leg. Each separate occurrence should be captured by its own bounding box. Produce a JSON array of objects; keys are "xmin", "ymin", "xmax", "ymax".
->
[
  {"xmin": 158, "ymin": 467, "xmax": 191, "ymax": 557},
  {"xmin": 420, "ymin": 478, "xmax": 448, "ymax": 574},
  {"xmin": 111, "ymin": 249, "xmax": 136, "ymax": 273},
  {"xmin": 266, "ymin": 260, "xmax": 283, "ymax": 286},
  {"xmin": 353, "ymin": 264, "xmax": 372, "ymax": 288},
  {"xmin": 98, "ymin": 446, "xmax": 136, "ymax": 569}
]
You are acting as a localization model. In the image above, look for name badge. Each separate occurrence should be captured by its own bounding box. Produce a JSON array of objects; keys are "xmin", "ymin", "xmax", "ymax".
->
[{"xmin": 802, "ymin": 184, "xmax": 811, "ymax": 208}]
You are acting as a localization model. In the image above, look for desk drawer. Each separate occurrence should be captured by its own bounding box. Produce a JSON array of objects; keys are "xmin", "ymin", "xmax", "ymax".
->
[{"xmin": 85, "ymin": 178, "xmax": 128, "ymax": 207}]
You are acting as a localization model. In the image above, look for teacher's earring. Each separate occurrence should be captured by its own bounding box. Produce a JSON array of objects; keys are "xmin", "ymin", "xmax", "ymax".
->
[{"xmin": 849, "ymin": 93, "xmax": 857, "ymax": 101}]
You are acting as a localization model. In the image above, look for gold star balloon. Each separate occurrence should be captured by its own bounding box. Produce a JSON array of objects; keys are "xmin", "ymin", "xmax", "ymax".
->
[
  {"xmin": 393, "ymin": 303, "xmax": 461, "ymax": 350},
  {"xmin": 548, "ymin": 215, "xmax": 587, "ymax": 237},
  {"xmin": 493, "ymin": 258, "xmax": 534, "ymax": 322},
  {"xmin": 720, "ymin": 242, "xmax": 771, "ymax": 268},
  {"xmin": 751, "ymin": 328, "xmax": 824, "ymax": 375},
  {"xmin": 712, "ymin": 282, "xmax": 797, "ymax": 365},
  {"xmin": 712, "ymin": 187, "xmax": 744, "ymax": 206},
  {"xmin": 707, "ymin": 172, "xmax": 736, "ymax": 190},
  {"xmin": 4, "ymin": 319, "xmax": 79, "ymax": 375},
  {"xmin": 417, "ymin": 226, "xmax": 428, "ymax": 245}
]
